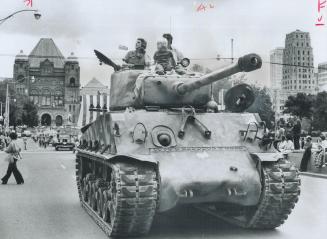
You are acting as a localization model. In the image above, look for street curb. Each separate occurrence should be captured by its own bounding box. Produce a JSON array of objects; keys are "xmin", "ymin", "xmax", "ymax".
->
[{"xmin": 300, "ymin": 172, "xmax": 327, "ymax": 179}]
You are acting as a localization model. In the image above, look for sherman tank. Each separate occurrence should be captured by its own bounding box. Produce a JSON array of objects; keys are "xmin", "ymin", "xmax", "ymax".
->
[{"xmin": 75, "ymin": 51, "xmax": 300, "ymax": 237}]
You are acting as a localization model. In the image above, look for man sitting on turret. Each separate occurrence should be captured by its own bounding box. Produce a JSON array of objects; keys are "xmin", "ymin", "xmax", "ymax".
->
[
  {"xmin": 123, "ymin": 38, "xmax": 151, "ymax": 69},
  {"xmin": 162, "ymin": 33, "xmax": 184, "ymax": 63},
  {"xmin": 153, "ymin": 38, "xmax": 176, "ymax": 74}
]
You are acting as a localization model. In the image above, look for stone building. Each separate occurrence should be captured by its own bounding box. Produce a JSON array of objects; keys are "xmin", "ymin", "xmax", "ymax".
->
[
  {"xmin": 80, "ymin": 77, "xmax": 110, "ymax": 96},
  {"xmin": 77, "ymin": 78, "xmax": 110, "ymax": 128},
  {"xmin": 13, "ymin": 38, "xmax": 80, "ymax": 126}
]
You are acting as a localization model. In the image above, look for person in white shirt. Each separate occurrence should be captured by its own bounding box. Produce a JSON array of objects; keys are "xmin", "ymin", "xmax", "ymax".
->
[
  {"xmin": 279, "ymin": 135, "xmax": 294, "ymax": 153},
  {"xmin": 285, "ymin": 136, "xmax": 295, "ymax": 151},
  {"xmin": 320, "ymin": 135, "xmax": 327, "ymax": 148},
  {"xmin": 278, "ymin": 136, "xmax": 287, "ymax": 152}
]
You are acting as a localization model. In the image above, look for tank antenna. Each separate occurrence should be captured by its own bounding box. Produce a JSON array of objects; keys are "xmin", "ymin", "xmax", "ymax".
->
[{"xmin": 169, "ymin": 16, "xmax": 172, "ymax": 34}]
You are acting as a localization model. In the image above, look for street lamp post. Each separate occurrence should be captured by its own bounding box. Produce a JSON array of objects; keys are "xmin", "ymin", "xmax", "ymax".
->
[{"xmin": 0, "ymin": 9, "xmax": 41, "ymax": 25}]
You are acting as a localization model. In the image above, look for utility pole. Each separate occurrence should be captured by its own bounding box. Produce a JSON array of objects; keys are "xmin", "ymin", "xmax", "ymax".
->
[
  {"xmin": 231, "ymin": 38, "xmax": 234, "ymax": 63},
  {"xmin": 4, "ymin": 84, "xmax": 10, "ymax": 132}
]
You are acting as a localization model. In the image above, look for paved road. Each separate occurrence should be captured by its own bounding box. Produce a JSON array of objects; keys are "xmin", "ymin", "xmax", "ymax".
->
[{"xmin": 0, "ymin": 145, "xmax": 326, "ymax": 239}]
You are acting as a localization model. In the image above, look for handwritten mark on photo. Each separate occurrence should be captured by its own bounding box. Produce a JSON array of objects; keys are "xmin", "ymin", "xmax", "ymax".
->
[
  {"xmin": 194, "ymin": 2, "xmax": 215, "ymax": 12},
  {"xmin": 316, "ymin": 0, "xmax": 326, "ymax": 26},
  {"xmin": 24, "ymin": 0, "xmax": 33, "ymax": 7}
]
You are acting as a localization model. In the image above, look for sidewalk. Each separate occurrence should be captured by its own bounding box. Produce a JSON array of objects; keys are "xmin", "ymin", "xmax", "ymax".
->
[{"xmin": 288, "ymin": 150, "xmax": 327, "ymax": 175}]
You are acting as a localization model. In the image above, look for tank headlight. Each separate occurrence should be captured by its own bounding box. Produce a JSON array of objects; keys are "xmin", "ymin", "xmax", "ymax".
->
[
  {"xmin": 157, "ymin": 133, "xmax": 171, "ymax": 147},
  {"xmin": 180, "ymin": 58, "xmax": 190, "ymax": 67}
]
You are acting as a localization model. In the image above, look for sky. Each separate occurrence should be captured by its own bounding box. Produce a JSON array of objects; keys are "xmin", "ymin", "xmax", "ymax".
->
[{"xmin": 0, "ymin": 0, "xmax": 327, "ymax": 87}]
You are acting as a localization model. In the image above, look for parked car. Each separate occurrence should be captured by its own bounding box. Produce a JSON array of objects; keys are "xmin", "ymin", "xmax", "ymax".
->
[
  {"xmin": 22, "ymin": 130, "xmax": 32, "ymax": 137},
  {"xmin": 55, "ymin": 135, "xmax": 75, "ymax": 151}
]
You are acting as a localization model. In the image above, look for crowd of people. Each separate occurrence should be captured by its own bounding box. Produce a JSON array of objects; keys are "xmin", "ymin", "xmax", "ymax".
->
[{"xmin": 274, "ymin": 118, "xmax": 327, "ymax": 172}]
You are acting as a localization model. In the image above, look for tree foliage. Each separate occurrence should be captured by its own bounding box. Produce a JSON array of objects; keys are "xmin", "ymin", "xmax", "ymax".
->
[
  {"xmin": 246, "ymin": 86, "xmax": 275, "ymax": 129},
  {"xmin": 22, "ymin": 101, "xmax": 39, "ymax": 127},
  {"xmin": 283, "ymin": 93, "xmax": 315, "ymax": 119},
  {"xmin": 312, "ymin": 92, "xmax": 327, "ymax": 131},
  {"xmin": 0, "ymin": 80, "xmax": 38, "ymax": 127}
]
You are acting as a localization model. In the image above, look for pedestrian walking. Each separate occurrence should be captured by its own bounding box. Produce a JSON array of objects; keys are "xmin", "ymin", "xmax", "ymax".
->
[
  {"xmin": 300, "ymin": 136, "xmax": 312, "ymax": 172},
  {"xmin": 1, "ymin": 132, "xmax": 24, "ymax": 185},
  {"xmin": 23, "ymin": 136, "xmax": 28, "ymax": 150},
  {"xmin": 300, "ymin": 137, "xmax": 305, "ymax": 149},
  {"xmin": 292, "ymin": 120, "xmax": 301, "ymax": 150}
]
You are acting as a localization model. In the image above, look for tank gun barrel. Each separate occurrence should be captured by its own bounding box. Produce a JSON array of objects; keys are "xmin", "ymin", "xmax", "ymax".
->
[{"xmin": 175, "ymin": 53, "xmax": 262, "ymax": 95}]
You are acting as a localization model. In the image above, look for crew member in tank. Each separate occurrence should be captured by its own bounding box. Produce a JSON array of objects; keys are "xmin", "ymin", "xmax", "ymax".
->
[
  {"xmin": 123, "ymin": 38, "xmax": 151, "ymax": 69},
  {"xmin": 162, "ymin": 33, "xmax": 184, "ymax": 63},
  {"xmin": 153, "ymin": 38, "xmax": 176, "ymax": 74}
]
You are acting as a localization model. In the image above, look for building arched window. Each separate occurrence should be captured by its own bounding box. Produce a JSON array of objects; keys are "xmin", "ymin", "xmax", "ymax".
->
[
  {"xmin": 54, "ymin": 90, "xmax": 63, "ymax": 106},
  {"xmin": 42, "ymin": 89, "xmax": 51, "ymax": 106},
  {"xmin": 30, "ymin": 89, "xmax": 39, "ymax": 104},
  {"xmin": 70, "ymin": 77, "xmax": 75, "ymax": 86}
]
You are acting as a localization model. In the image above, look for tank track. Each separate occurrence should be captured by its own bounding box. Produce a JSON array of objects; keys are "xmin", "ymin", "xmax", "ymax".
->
[
  {"xmin": 245, "ymin": 160, "xmax": 300, "ymax": 228},
  {"xmin": 76, "ymin": 155, "xmax": 159, "ymax": 237},
  {"xmin": 196, "ymin": 160, "xmax": 300, "ymax": 229}
]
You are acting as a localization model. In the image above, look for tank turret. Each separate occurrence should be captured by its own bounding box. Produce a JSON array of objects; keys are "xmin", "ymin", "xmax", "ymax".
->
[{"xmin": 104, "ymin": 52, "xmax": 262, "ymax": 110}]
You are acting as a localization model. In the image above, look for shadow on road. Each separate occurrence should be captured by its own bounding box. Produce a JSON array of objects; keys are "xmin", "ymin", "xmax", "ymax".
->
[{"xmin": 149, "ymin": 206, "xmax": 282, "ymax": 239}]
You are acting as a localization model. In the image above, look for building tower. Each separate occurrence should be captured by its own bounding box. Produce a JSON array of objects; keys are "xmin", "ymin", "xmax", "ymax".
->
[
  {"xmin": 318, "ymin": 62, "xmax": 327, "ymax": 92},
  {"xmin": 270, "ymin": 47, "xmax": 284, "ymax": 90},
  {"xmin": 282, "ymin": 30, "xmax": 317, "ymax": 94},
  {"xmin": 14, "ymin": 50, "xmax": 29, "ymax": 96},
  {"xmin": 64, "ymin": 52, "xmax": 80, "ymax": 125}
]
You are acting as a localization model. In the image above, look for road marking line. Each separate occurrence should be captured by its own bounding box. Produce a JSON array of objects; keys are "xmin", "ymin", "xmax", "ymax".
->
[{"xmin": 60, "ymin": 164, "xmax": 66, "ymax": 170}]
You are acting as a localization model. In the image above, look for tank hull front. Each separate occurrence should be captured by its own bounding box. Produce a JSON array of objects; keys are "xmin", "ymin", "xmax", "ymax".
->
[{"xmin": 155, "ymin": 148, "xmax": 261, "ymax": 212}]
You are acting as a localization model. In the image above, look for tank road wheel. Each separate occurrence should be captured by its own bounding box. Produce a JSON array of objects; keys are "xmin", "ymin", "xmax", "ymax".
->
[
  {"xmin": 89, "ymin": 181, "xmax": 98, "ymax": 210},
  {"xmin": 82, "ymin": 174, "xmax": 95, "ymax": 202},
  {"xmin": 101, "ymin": 189, "xmax": 111, "ymax": 222},
  {"xmin": 95, "ymin": 180, "xmax": 108, "ymax": 216},
  {"xmin": 245, "ymin": 160, "xmax": 300, "ymax": 229},
  {"xmin": 76, "ymin": 160, "xmax": 158, "ymax": 237}
]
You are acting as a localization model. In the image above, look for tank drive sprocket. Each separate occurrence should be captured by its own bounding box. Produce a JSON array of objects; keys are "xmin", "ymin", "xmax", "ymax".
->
[{"xmin": 76, "ymin": 156, "xmax": 159, "ymax": 237}]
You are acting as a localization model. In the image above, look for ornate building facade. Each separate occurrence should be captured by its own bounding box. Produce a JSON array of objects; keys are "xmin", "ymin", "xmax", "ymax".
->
[{"xmin": 14, "ymin": 38, "xmax": 80, "ymax": 126}]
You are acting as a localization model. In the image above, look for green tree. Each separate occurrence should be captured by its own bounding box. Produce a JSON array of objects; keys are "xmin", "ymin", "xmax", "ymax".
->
[
  {"xmin": 312, "ymin": 91, "xmax": 327, "ymax": 131},
  {"xmin": 22, "ymin": 101, "xmax": 39, "ymax": 127},
  {"xmin": 246, "ymin": 86, "xmax": 275, "ymax": 129},
  {"xmin": 283, "ymin": 93, "xmax": 315, "ymax": 119}
]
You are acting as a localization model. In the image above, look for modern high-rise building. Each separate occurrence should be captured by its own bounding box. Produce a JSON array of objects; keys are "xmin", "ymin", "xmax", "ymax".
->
[
  {"xmin": 270, "ymin": 47, "xmax": 284, "ymax": 89},
  {"xmin": 318, "ymin": 62, "xmax": 327, "ymax": 92},
  {"xmin": 282, "ymin": 30, "xmax": 317, "ymax": 94}
]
